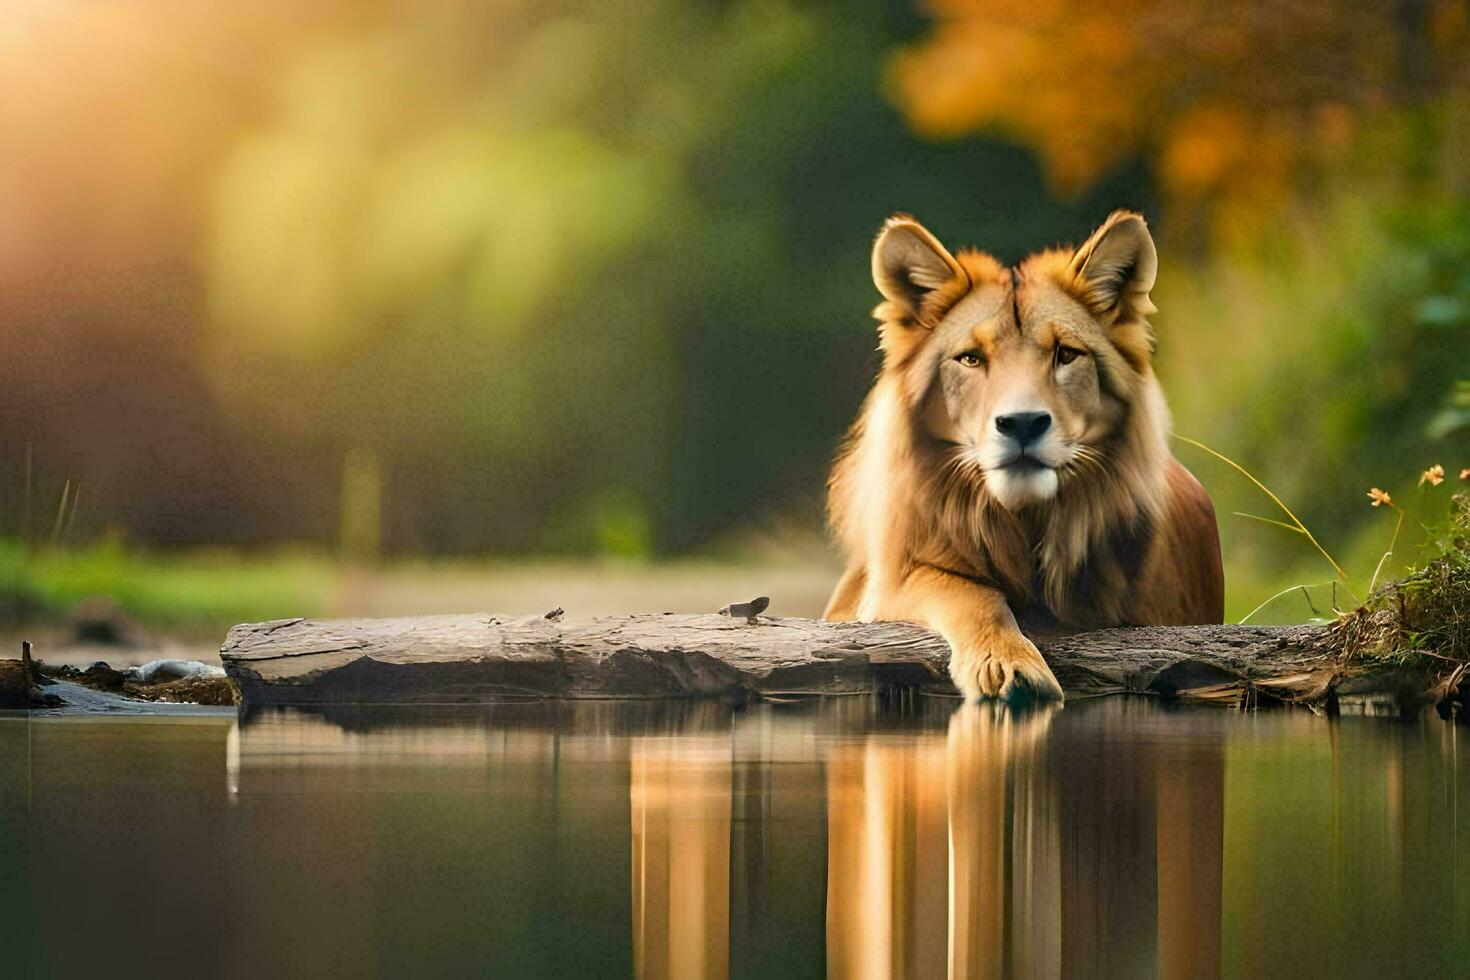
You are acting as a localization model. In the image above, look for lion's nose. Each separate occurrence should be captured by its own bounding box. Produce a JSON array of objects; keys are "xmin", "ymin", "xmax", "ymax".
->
[{"xmin": 995, "ymin": 411, "xmax": 1052, "ymax": 447}]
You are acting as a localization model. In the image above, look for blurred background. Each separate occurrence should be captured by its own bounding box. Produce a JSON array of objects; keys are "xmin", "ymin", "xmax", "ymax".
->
[{"xmin": 2, "ymin": 0, "xmax": 1468, "ymax": 651}]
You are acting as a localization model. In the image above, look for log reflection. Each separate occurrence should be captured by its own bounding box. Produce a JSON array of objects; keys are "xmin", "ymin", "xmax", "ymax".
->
[{"xmin": 214, "ymin": 702, "xmax": 1457, "ymax": 977}]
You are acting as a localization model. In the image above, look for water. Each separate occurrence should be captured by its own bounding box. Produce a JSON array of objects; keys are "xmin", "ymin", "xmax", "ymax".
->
[{"xmin": 2, "ymin": 697, "xmax": 1467, "ymax": 978}]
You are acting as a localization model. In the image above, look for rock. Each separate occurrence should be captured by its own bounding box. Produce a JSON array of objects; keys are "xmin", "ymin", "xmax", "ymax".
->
[
  {"xmin": 35, "ymin": 658, "xmax": 233, "ymax": 706},
  {"xmin": 125, "ymin": 659, "xmax": 226, "ymax": 684},
  {"xmin": 0, "ymin": 659, "xmax": 64, "ymax": 708},
  {"xmin": 78, "ymin": 662, "xmax": 129, "ymax": 691},
  {"xmin": 0, "ymin": 659, "xmax": 31, "ymax": 708},
  {"xmin": 121, "ymin": 675, "xmax": 236, "ymax": 706}
]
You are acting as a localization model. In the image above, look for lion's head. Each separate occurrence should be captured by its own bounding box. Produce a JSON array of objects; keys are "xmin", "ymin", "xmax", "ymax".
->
[{"xmin": 871, "ymin": 211, "xmax": 1162, "ymax": 513}]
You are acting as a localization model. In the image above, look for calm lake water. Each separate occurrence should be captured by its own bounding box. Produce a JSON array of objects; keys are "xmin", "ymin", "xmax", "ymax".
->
[{"xmin": 2, "ymin": 697, "xmax": 1467, "ymax": 978}]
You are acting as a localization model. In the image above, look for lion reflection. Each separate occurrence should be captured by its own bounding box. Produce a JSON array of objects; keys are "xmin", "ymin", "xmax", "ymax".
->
[
  {"xmin": 629, "ymin": 701, "xmax": 1224, "ymax": 979},
  {"xmin": 826, "ymin": 701, "xmax": 1224, "ymax": 979},
  {"xmin": 825, "ymin": 704, "xmax": 1056, "ymax": 979}
]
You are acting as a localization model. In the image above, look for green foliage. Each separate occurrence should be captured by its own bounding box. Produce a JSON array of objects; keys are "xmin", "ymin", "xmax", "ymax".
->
[
  {"xmin": 1330, "ymin": 491, "xmax": 1469, "ymax": 671},
  {"xmin": 1165, "ymin": 186, "xmax": 1470, "ymax": 621},
  {"xmin": 0, "ymin": 539, "xmax": 334, "ymax": 636},
  {"xmin": 1398, "ymin": 490, "xmax": 1470, "ymax": 659},
  {"xmin": 1428, "ymin": 380, "xmax": 1470, "ymax": 440}
]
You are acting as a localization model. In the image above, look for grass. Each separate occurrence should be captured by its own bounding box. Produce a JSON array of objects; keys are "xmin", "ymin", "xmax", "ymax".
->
[
  {"xmin": 1173, "ymin": 434, "xmax": 1350, "ymax": 585},
  {"xmin": 1175, "ymin": 433, "xmax": 1469, "ymax": 700},
  {"xmin": 0, "ymin": 539, "xmax": 336, "ymax": 639},
  {"xmin": 1328, "ymin": 491, "xmax": 1470, "ymax": 677},
  {"xmin": 1174, "ymin": 436, "xmax": 1470, "ymax": 624}
]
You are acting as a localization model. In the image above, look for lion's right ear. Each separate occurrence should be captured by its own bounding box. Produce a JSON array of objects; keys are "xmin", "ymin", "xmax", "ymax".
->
[{"xmin": 871, "ymin": 216, "xmax": 967, "ymax": 318}]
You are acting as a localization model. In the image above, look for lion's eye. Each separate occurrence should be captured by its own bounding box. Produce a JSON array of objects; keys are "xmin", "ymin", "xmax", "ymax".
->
[
  {"xmin": 955, "ymin": 350, "xmax": 985, "ymax": 368},
  {"xmin": 1055, "ymin": 345, "xmax": 1085, "ymax": 366}
]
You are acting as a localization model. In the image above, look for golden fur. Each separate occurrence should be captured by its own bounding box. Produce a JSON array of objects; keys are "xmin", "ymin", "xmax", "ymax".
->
[{"xmin": 825, "ymin": 211, "xmax": 1223, "ymax": 702}]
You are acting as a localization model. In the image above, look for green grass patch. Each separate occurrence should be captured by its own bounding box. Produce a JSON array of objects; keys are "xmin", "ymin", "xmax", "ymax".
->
[{"xmin": 0, "ymin": 538, "xmax": 335, "ymax": 637}]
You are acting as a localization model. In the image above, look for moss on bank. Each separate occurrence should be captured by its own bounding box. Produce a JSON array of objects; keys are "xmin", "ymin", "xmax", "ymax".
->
[{"xmin": 1329, "ymin": 492, "xmax": 1470, "ymax": 715}]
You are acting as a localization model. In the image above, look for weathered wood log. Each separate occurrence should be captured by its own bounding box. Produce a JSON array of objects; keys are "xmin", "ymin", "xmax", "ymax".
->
[{"xmin": 216, "ymin": 612, "xmax": 1432, "ymax": 713}]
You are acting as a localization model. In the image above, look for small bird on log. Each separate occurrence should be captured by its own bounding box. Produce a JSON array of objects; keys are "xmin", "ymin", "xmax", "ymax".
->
[{"xmin": 718, "ymin": 596, "xmax": 770, "ymax": 624}]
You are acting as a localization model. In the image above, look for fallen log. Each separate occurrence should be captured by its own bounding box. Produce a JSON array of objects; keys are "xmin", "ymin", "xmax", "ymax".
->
[{"xmin": 217, "ymin": 612, "xmax": 1451, "ymax": 715}]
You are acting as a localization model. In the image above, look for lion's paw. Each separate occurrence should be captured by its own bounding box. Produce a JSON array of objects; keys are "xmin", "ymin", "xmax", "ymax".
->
[{"xmin": 949, "ymin": 639, "xmax": 1063, "ymax": 705}]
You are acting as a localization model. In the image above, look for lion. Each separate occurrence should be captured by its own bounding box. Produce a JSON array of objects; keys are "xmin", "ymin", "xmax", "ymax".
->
[{"xmin": 824, "ymin": 211, "xmax": 1224, "ymax": 702}]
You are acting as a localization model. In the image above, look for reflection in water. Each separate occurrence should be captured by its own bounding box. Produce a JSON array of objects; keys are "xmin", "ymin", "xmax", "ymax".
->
[
  {"xmin": 825, "ymin": 726, "xmax": 949, "ymax": 978},
  {"xmin": 1155, "ymin": 737, "xmax": 1224, "ymax": 978},
  {"xmin": 2, "ymin": 699, "xmax": 1466, "ymax": 977},
  {"xmin": 821, "ymin": 702, "xmax": 1219, "ymax": 979},
  {"xmin": 620, "ymin": 701, "xmax": 1227, "ymax": 978},
  {"xmin": 631, "ymin": 736, "xmax": 731, "ymax": 979},
  {"xmin": 947, "ymin": 704, "xmax": 1057, "ymax": 980}
]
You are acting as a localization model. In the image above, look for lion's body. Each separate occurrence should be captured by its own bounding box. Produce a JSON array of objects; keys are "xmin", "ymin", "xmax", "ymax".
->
[
  {"xmin": 824, "ymin": 213, "xmax": 1223, "ymax": 701},
  {"xmin": 824, "ymin": 379, "xmax": 1224, "ymax": 630}
]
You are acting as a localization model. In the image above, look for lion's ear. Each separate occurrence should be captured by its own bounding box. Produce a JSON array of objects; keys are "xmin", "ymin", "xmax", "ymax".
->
[
  {"xmin": 1067, "ymin": 211, "xmax": 1157, "ymax": 321},
  {"xmin": 872, "ymin": 216, "xmax": 967, "ymax": 316}
]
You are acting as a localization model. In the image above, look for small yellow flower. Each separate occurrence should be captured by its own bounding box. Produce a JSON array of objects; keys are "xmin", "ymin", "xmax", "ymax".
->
[
  {"xmin": 1461, "ymin": 467, "xmax": 1470, "ymax": 482},
  {"xmin": 1367, "ymin": 487, "xmax": 1392, "ymax": 507},
  {"xmin": 1420, "ymin": 464, "xmax": 1445, "ymax": 486}
]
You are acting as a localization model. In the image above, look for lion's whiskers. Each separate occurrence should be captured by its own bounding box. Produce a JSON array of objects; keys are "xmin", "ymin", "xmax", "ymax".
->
[
  {"xmin": 935, "ymin": 445, "xmax": 987, "ymax": 504},
  {"xmin": 1060, "ymin": 444, "xmax": 1106, "ymax": 480}
]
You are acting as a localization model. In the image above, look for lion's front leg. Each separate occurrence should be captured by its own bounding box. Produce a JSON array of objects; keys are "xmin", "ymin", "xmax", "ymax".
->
[
  {"xmin": 822, "ymin": 563, "xmax": 866, "ymax": 622},
  {"xmin": 887, "ymin": 565, "xmax": 1063, "ymax": 704}
]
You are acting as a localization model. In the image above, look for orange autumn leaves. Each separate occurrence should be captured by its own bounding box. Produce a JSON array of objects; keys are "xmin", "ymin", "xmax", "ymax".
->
[{"xmin": 890, "ymin": 0, "xmax": 1469, "ymax": 211}]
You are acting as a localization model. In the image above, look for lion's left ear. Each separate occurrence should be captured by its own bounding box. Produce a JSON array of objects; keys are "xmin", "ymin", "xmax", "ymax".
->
[{"xmin": 1067, "ymin": 211, "xmax": 1157, "ymax": 322}]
